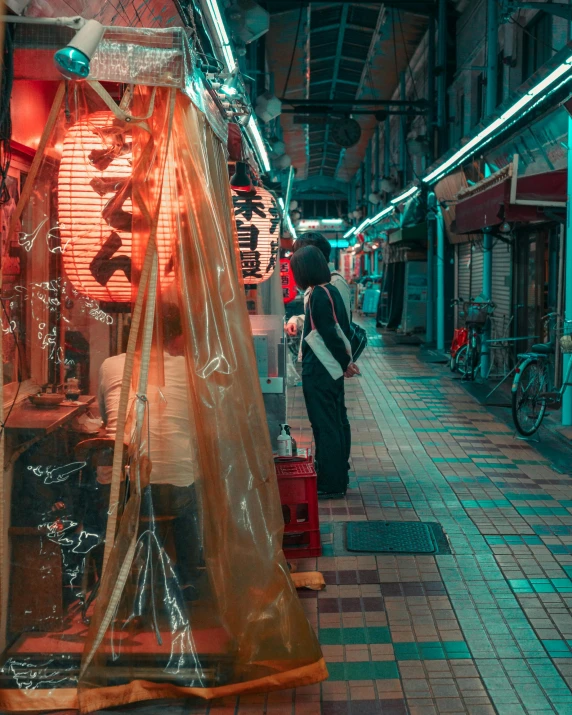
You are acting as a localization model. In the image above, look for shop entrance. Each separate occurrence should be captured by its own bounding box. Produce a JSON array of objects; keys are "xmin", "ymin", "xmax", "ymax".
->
[{"xmin": 514, "ymin": 226, "xmax": 559, "ymax": 351}]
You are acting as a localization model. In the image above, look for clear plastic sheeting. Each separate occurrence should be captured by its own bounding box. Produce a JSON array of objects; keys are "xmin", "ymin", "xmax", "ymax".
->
[
  {"xmin": 13, "ymin": 25, "xmax": 228, "ymax": 142},
  {"xmin": 0, "ymin": 81, "xmax": 326, "ymax": 713}
]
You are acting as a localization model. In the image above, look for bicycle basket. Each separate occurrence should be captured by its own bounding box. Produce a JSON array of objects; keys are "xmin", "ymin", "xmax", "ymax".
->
[
  {"xmin": 466, "ymin": 303, "xmax": 489, "ymax": 325},
  {"xmin": 560, "ymin": 335, "xmax": 572, "ymax": 353}
]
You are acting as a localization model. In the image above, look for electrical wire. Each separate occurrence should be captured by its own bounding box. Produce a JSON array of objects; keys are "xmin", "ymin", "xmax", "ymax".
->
[
  {"xmin": 0, "ymin": 296, "xmax": 24, "ymax": 438},
  {"xmin": 282, "ymin": 0, "xmax": 305, "ymax": 98}
]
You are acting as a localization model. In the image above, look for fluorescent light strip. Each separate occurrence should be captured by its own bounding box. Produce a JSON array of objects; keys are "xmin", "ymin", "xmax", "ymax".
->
[
  {"xmin": 204, "ymin": 0, "xmax": 236, "ymax": 71},
  {"xmin": 278, "ymin": 198, "xmax": 285, "ymax": 210},
  {"xmin": 423, "ymin": 55, "xmax": 572, "ymax": 184},
  {"xmin": 343, "ymin": 227, "xmax": 357, "ymax": 239},
  {"xmin": 356, "ymin": 218, "xmax": 371, "ymax": 233},
  {"xmin": 369, "ymin": 205, "xmax": 394, "ymax": 225},
  {"xmin": 322, "ymin": 218, "xmax": 344, "ymax": 225},
  {"xmin": 391, "ymin": 186, "xmax": 420, "ymax": 204},
  {"xmin": 247, "ymin": 116, "xmax": 271, "ymax": 172},
  {"xmin": 286, "ymin": 214, "xmax": 297, "ymax": 239}
]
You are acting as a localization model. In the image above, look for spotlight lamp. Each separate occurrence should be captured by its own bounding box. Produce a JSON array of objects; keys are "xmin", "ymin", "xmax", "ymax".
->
[
  {"xmin": 0, "ymin": 15, "xmax": 104, "ymax": 80},
  {"xmin": 54, "ymin": 19, "xmax": 105, "ymax": 79},
  {"xmin": 230, "ymin": 161, "xmax": 253, "ymax": 192},
  {"xmin": 220, "ymin": 68, "xmax": 242, "ymax": 97}
]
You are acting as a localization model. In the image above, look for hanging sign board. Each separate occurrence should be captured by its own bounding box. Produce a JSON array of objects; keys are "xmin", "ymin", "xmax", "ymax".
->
[
  {"xmin": 232, "ymin": 186, "xmax": 280, "ymax": 284},
  {"xmin": 280, "ymin": 256, "xmax": 297, "ymax": 303}
]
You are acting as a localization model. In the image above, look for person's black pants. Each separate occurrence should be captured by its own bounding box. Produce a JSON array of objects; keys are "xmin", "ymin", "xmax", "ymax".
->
[{"xmin": 303, "ymin": 373, "xmax": 349, "ymax": 494}]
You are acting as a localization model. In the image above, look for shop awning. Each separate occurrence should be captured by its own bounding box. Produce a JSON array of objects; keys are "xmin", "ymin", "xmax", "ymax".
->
[
  {"xmin": 455, "ymin": 157, "xmax": 566, "ymax": 234},
  {"xmin": 389, "ymin": 221, "xmax": 427, "ymax": 246}
]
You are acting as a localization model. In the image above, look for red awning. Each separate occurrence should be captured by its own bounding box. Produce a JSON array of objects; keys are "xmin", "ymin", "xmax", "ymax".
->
[{"xmin": 455, "ymin": 168, "xmax": 566, "ymax": 234}]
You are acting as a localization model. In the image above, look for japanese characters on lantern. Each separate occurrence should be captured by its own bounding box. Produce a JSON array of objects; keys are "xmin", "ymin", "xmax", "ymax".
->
[
  {"xmin": 280, "ymin": 256, "xmax": 297, "ymax": 303},
  {"xmin": 58, "ymin": 111, "xmax": 176, "ymax": 303},
  {"xmin": 232, "ymin": 186, "xmax": 280, "ymax": 284}
]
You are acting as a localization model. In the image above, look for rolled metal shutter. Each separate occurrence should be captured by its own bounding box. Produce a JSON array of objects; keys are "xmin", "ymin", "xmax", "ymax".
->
[
  {"xmin": 457, "ymin": 243, "xmax": 471, "ymax": 301},
  {"xmin": 491, "ymin": 239, "xmax": 512, "ymax": 336},
  {"xmin": 471, "ymin": 246, "xmax": 484, "ymax": 298}
]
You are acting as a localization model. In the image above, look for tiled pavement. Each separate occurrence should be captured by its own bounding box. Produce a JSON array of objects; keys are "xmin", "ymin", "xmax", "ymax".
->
[{"xmin": 70, "ymin": 321, "xmax": 572, "ymax": 714}]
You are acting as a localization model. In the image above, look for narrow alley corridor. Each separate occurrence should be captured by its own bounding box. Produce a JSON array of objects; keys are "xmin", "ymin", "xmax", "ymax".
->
[{"xmin": 88, "ymin": 322, "xmax": 572, "ymax": 715}]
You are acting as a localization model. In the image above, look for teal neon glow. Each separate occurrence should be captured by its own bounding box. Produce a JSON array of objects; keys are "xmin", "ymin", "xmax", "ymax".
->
[
  {"xmin": 423, "ymin": 54, "xmax": 572, "ymax": 184},
  {"xmin": 322, "ymin": 218, "xmax": 344, "ymax": 225},
  {"xmin": 356, "ymin": 218, "xmax": 371, "ymax": 233},
  {"xmin": 54, "ymin": 47, "xmax": 91, "ymax": 79},
  {"xmin": 204, "ymin": 0, "xmax": 236, "ymax": 71},
  {"xmin": 247, "ymin": 116, "xmax": 271, "ymax": 173},
  {"xmin": 391, "ymin": 186, "xmax": 420, "ymax": 204},
  {"xmin": 368, "ymin": 204, "xmax": 393, "ymax": 226},
  {"xmin": 343, "ymin": 227, "xmax": 357, "ymax": 239}
]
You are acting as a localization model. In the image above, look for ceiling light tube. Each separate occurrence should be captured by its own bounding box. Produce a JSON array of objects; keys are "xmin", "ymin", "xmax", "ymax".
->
[
  {"xmin": 203, "ymin": 0, "xmax": 236, "ymax": 71},
  {"xmin": 343, "ymin": 227, "xmax": 357, "ymax": 239},
  {"xmin": 369, "ymin": 205, "xmax": 394, "ymax": 225},
  {"xmin": 321, "ymin": 218, "xmax": 344, "ymax": 225},
  {"xmin": 423, "ymin": 55, "xmax": 572, "ymax": 185},
  {"xmin": 246, "ymin": 116, "xmax": 271, "ymax": 173},
  {"xmin": 356, "ymin": 218, "xmax": 371, "ymax": 233},
  {"xmin": 391, "ymin": 186, "xmax": 420, "ymax": 204}
]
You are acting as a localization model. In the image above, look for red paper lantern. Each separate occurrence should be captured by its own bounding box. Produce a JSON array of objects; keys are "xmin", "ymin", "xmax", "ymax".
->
[
  {"xmin": 232, "ymin": 186, "xmax": 280, "ymax": 285},
  {"xmin": 58, "ymin": 111, "xmax": 176, "ymax": 303},
  {"xmin": 280, "ymin": 256, "xmax": 297, "ymax": 303}
]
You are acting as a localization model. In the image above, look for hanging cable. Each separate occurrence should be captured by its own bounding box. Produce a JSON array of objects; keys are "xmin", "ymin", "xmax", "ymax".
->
[{"xmin": 282, "ymin": 0, "xmax": 305, "ymax": 98}]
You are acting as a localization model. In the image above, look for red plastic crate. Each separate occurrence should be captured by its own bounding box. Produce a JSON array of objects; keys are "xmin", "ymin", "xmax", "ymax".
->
[
  {"xmin": 282, "ymin": 528, "xmax": 321, "ymax": 559},
  {"xmin": 275, "ymin": 457, "xmax": 321, "ymax": 559}
]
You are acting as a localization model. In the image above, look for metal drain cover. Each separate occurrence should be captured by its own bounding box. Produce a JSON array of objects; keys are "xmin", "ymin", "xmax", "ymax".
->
[{"xmin": 346, "ymin": 521, "xmax": 437, "ymax": 554}]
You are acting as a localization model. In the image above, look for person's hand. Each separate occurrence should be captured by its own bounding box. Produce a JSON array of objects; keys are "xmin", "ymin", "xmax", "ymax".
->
[
  {"xmin": 344, "ymin": 362, "xmax": 361, "ymax": 378},
  {"xmin": 285, "ymin": 322, "xmax": 298, "ymax": 337}
]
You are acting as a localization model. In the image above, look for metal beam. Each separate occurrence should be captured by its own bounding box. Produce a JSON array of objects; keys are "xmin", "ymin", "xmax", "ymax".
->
[
  {"xmin": 319, "ymin": 3, "xmax": 350, "ymax": 175},
  {"xmin": 286, "ymin": 108, "xmax": 426, "ymax": 115},
  {"xmin": 281, "ymin": 97, "xmax": 428, "ymax": 106},
  {"xmin": 272, "ymin": 0, "xmax": 435, "ymax": 12}
]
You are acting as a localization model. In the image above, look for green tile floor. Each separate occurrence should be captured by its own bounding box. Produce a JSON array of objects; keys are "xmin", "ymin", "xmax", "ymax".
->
[{"xmin": 86, "ymin": 321, "xmax": 572, "ymax": 714}]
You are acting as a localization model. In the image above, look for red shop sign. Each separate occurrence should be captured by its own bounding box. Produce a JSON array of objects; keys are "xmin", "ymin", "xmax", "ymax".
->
[{"xmin": 280, "ymin": 257, "xmax": 297, "ymax": 303}]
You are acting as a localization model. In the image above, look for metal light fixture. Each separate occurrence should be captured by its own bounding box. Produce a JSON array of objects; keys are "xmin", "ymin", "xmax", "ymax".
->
[
  {"xmin": 54, "ymin": 19, "xmax": 105, "ymax": 79},
  {"xmin": 0, "ymin": 14, "xmax": 104, "ymax": 80},
  {"xmin": 230, "ymin": 161, "xmax": 253, "ymax": 192},
  {"xmin": 220, "ymin": 68, "xmax": 241, "ymax": 97}
]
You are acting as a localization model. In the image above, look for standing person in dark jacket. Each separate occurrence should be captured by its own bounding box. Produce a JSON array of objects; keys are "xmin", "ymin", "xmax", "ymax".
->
[{"xmin": 291, "ymin": 246, "xmax": 360, "ymax": 498}]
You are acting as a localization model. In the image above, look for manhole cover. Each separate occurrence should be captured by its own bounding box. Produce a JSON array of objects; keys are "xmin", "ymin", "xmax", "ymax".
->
[{"xmin": 346, "ymin": 521, "xmax": 436, "ymax": 554}]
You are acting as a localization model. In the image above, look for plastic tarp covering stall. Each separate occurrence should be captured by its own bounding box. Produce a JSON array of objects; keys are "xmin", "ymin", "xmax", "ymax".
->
[{"xmin": 0, "ymin": 80, "xmax": 326, "ymax": 713}]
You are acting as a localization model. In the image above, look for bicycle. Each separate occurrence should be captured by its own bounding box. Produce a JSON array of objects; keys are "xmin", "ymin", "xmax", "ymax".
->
[
  {"xmin": 456, "ymin": 299, "xmax": 496, "ymax": 381},
  {"xmin": 511, "ymin": 313, "xmax": 572, "ymax": 437},
  {"xmin": 449, "ymin": 298, "xmax": 468, "ymax": 373}
]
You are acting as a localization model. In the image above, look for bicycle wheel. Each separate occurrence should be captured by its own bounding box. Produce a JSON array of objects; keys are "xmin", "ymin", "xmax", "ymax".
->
[
  {"xmin": 457, "ymin": 342, "xmax": 480, "ymax": 380},
  {"xmin": 511, "ymin": 359, "xmax": 548, "ymax": 436}
]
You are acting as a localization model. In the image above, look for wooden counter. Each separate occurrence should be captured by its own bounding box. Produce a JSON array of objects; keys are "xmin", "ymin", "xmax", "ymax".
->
[{"xmin": 4, "ymin": 395, "xmax": 95, "ymax": 435}]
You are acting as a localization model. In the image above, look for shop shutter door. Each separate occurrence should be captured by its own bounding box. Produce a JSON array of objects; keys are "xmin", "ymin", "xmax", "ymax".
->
[
  {"xmin": 471, "ymin": 246, "xmax": 484, "ymax": 297},
  {"xmin": 458, "ymin": 243, "xmax": 471, "ymax": 301},
  {"xmin": 491, "ymin": 239, "xmax": 512, "ymax": 337}
]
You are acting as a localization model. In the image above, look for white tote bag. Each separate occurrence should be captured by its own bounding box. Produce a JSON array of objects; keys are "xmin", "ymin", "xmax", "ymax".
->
[{"xmin": 304, "ymin": 286, "xmax": 352, "ymax": 380}]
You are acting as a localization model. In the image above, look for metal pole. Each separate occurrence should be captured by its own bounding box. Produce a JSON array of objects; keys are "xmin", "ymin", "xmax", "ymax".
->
[
  {"xmin": 437, "ymin": 0, "xmax": 447, "ymax": 154},
  {"xmin": 427, "ymin": 12, "xmax": 436, "ymax": 162},
  {"xmin": 555, "ymin": 224, "xmax": 564, "ymax": 389},
  {"xmin": 436, "ymin": 205, "xmax": 445, "ymax": 351},
  {"xmin": 481, "ymin": 231, "xmax": 493, "ymax": 378},
  {"xmin": 366, "ymin": 141, "xmax": 373, "ymax": 216},
  {"xmin": 486, "ymin": 0, "xmax": 498, "ymax": 117},
  {"xmin": 427, "ymin": 192, "xmax": 436, "ymax": 344},
  {"xmin": 562, "ymin": 114, "xmax": 572, "ymax": 425},
  {"xmin": 400, "ymin": 71, "xmax": 407, "ymax": 182},
  {"xmin": 375, "ymin": 124, "xmax": 380, "ymax": 190},
  {"xmin": 384, "ymin": 115, "xmax": 391, "ymax": 178}
]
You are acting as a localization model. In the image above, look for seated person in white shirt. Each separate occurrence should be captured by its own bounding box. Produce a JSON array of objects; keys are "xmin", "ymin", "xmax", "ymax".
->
[{"xmin": 98, "ymin": 303, "xmax": 202, "ymax": 600}]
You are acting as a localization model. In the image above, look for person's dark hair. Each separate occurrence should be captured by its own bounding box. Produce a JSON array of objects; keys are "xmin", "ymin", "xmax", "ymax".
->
[
  {"xmin": 290, "ymin": 245, "xmax": 331, "ymax": 291},
  {"xmin": 163, "ymin": 303, "xmax": 183, "ymax": 344},
  {"xmin": 293, "ymin": 231, "xmax": 331, "ymax": 262}
]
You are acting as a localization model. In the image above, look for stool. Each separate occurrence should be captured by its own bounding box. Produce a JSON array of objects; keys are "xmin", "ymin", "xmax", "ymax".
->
[{"xmin": 275, "ymin": 458, "xmax": 321, "ymax": 559}]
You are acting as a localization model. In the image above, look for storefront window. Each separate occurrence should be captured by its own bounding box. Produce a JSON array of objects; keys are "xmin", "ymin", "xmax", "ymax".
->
[{"xmin": 1, "ymin": 164, "xmax": 30, "ymax": 388}]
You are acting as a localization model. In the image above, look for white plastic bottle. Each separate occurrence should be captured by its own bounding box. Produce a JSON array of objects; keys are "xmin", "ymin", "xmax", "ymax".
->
[{"xmin": 277, "ymin": 423, "xmax": 293, "ymax": 457}]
